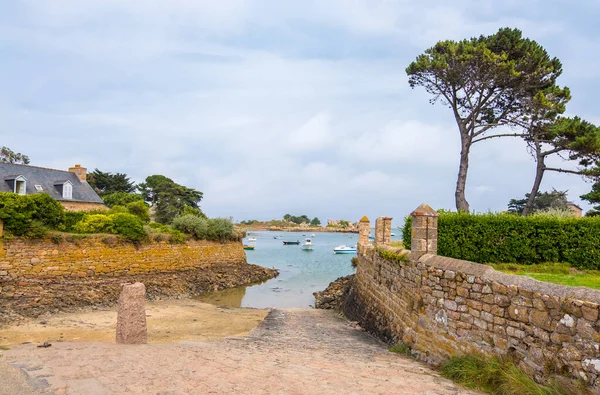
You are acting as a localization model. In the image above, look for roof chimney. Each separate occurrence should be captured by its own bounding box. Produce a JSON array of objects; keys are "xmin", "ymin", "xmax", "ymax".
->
[{"xmin": 69, "ymin": 164, "xmax": 87, "ymax": 182}]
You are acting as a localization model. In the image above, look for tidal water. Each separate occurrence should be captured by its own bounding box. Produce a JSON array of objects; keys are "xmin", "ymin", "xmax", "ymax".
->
[{"xmin": 197, "ymin": 230, "xmax": 364, "ymax": 308}]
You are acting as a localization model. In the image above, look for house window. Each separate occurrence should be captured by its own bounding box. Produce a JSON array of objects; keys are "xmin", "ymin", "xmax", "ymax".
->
[
  {"xmin": 63, "ymin": 182, "xmax": 73, "ymax": 199},
  {"xmin": 34, "ymin": 185, "xmax": 44, "ymax": 192},
  {"xmin": 14, "ymin": 176, "xmax": 26, "ymax": 195}
]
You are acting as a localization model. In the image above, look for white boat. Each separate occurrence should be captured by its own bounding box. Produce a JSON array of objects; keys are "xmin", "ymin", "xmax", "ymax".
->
[
  {"xmin": 391, "ymin": 232, "xmax": 396, "ymax": 237},
  {"xmin": 248, "ymin": 237, "xmax": 257, "ymax": 242},
  {"xmin": 302, "ymin": 238, "xmax": 313, "ymax": 251},
  {"xmin": 311, "ymin": 234, "xmax": 315, "ymax": 237},
  {"xmin": 333, "ymin": 245, "xmax": 357, "ymax": 254}
]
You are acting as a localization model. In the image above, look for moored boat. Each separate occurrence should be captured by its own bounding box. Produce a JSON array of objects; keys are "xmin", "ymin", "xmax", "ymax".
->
[
  {"xmin": 333, "ymin": 245, "xmax": 357, "ymax": 254},
  {"xmin": 243, "ymin": 245, "xmax": 255, "ymax": 250},
  {"xmin": 248, "ymin": 237, "xmax": 257, "ymax": 242},
  {"xmin": 283, "ymin": 240, "xmax": 300, "ymax": 245},
  {"xmin": 302, "ymin": 238, "xmax": 313, "ymax": 251}
]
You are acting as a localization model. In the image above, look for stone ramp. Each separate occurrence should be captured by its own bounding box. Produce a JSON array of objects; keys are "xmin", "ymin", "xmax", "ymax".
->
[{"xmin": 1, "ymin": 308, "xmax": 475, "ymax": 394}]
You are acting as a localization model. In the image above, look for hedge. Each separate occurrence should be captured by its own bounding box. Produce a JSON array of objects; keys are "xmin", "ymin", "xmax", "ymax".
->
[
  {"xmin": 0, "ymin": 192, "xmax": 65, "ymax": 236},
  {"xmin": 402, "ymin": 213, "xmax": 600, "ymax": 269}
]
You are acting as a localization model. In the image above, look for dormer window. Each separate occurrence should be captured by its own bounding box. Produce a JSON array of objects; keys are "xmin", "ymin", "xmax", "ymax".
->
[
  {"xmin": 14, "ymin": 175, "xmax": 27, "ymax": 195},
  {"xmin": 54, "ymin": 180, "xmax": 73, "ymax": 199},
  {"xmin": 63, "ymin": 181, "xmax": 73, "ymax": 199}
]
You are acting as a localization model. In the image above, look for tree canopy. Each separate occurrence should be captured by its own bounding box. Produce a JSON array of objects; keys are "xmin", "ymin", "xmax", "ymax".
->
[
  {"xmin": 88, "ymin": 169, "xmax": 137, "ymax": 196},
  {"xmin": 138, "ymin": 175, "xmax": 204, "ymax": 224},
  {"xmin": 282, "ymin": 214, "xmax": 311, "ymax": 224},
  {"xmin": 581, "ymin": 182, "xmax": 600, "ymax": 217},
  {"xmin": 1, "ymin": 146, "xmax": 30, "ymax": 164},
  {"xmin": 508, "ymin": 189, "xmax": 568, "ymax": 215},
  {"xmin": 407, "ymin": 28, "xmax": 563, "ymax": 212}
]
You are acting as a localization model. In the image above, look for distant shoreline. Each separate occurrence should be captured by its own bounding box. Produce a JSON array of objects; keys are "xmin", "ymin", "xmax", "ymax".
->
[{"xmin": 235, "ymin": 226, "xmax": 359, "ymax": 234}]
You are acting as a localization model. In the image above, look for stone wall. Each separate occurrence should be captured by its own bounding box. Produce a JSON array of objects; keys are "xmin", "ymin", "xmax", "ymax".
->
[
  {"xmin": 345, "ymin": 207, "xmax": 600, "ymax": 389},
  {"xmin": 0, "ymin": 236, "xmax": 277, "ymax": 322},
  {"xmin": 59, "ymin": 201, "xmax": 109, "ymax": 212},
  {"xmin": 0, "ymin": 237, "xmax": 246, "ymax": 279}
]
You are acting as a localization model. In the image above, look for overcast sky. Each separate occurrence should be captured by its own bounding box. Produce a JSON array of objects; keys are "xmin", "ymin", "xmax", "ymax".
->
[{"xmin": 2, "ymin": 1, "xmax": 599, "ymax": 224}]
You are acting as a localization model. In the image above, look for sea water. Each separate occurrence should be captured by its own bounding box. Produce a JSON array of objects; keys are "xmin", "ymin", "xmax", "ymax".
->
[{"xmin": 197, "ymin": 230, "xmax": 365, "ymax": 308}]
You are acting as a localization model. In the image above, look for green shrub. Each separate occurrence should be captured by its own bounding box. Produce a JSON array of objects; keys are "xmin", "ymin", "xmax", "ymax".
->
[
  {"xmin": 29, "ymin": 193, "xmax": 65, "ymax": 228},
  {"xmin": 126, "ymin": 201, "xmax": 150, "ymax": 223},
  {"xmin": 0, "ymin": 192, "xmax": 64, "ymax": 236},
  {"xmin": 102, "ymin": 192, "xmax": 144, "ymax": 208},
  {"xmin": 389, "ymin": 343, "xmax": 412, "ymax": 356},
  {"xmin": 107, "ymin": 205, "xmax": 129, "ymax": 214},
  {"xmin": 207, "ymin": 217, "xmax": 234, "ymax": 243},
  {"xmin": 172, "ymin": 214, "xmax": 208, "ymax": 239},
  {"xmin": 180, "ymin": 206, "xmax": 207, "ymax": 219},
  {"xmin": 63, "ymin": 211, "xmax": 86, "ymax": 232},
  {"xmin": 440, "ymin": 355, "xmax": 567, "ymax": 394},
  {"xmin": 402, "ymin": 213, "xmax": 600, "ymax": 269},
  {"xmin": 112, "ymin": 213, "xmax": 145, "ymax": 242},
  {"xmin": 24, "ymin": 220, "xmax": 49, "ymax": 239},
  {"xmin": 74, "ymin": 214, "xmax": 115, "ymax": 234},
  {"xmin": 168, "ymin": 230, "xmax": 188, "ymax": 244}
]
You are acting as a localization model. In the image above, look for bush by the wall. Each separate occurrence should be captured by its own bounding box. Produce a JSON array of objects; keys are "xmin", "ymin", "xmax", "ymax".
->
[
  {"xmin": 112, "ymin": 213, "xmax": 145, "ymax": 242},
  {"xmin": 172, "ymin": 214, "xmax": 208, "ymax": 239},
  {"xmin": 62, "ymin": 211, "xmax": 86, "ymax": 232},
  {"xmin": 402, "ymin": 213, "xmax": 600, "ymax": 269},
  {"xmin": 74, "ymin": 214, "xmax": 115, "ymax": 234},
  {"xmin": 126, "ymin": 201, "xmax": 150, "ymax": 223},
  {"xmin": 207, "ymin": 217, "xmax": 234, "ymax": 243},
  {"xmin": 0, "ymin": 192, "xmax": 65, "ymax": 236}
]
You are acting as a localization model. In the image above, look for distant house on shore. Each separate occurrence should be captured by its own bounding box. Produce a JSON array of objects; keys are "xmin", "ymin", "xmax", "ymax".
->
[
  {"xmin": 0, "ymin": 163, "xmax": 107, "ymax": 212},
  {"xmin": 567, "ymin": 201, "xmax": 583, "ymax": 218}
]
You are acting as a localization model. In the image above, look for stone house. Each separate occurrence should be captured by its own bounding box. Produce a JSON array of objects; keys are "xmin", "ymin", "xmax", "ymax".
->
[
  {"xmin": 567, "ymin": 201, "xmax": 583, "ymax": 217},
  {"xmin": 0, "ymin": 163, "xmax": 107, "ymax": 211}
]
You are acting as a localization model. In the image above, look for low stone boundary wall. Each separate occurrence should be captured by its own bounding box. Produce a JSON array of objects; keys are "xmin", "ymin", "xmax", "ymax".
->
[
  {"xmin": 345, "ymin": 206, "xmax": 600, "ymax": 390},
  {"xmin": 0, "ymin": 237, "xmax": 245, "ymax": 279}
]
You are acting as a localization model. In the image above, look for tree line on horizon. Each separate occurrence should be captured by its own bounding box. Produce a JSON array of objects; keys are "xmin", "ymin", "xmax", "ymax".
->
[
  {"xmin": 407, "ymin": 27, "xmax": 600, "ymax": 216},
  {"xmin": 238, "ymin": 214, "xmax": 321, "ymax": 227}
]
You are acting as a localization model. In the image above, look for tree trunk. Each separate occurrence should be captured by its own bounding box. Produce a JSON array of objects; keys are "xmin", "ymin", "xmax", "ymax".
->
[
  {"xmin": 455, "ymin": 138, "xmax": 471, "ymax": 212},
  {"xmin": 522, "ymin": 141, "xmax": 545, "ymax": 216}
]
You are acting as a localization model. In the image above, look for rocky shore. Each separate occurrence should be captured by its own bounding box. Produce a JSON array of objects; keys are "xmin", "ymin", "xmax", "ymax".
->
[
  {"xmin": 313, "ymin": 275, "xmax": 354, "ymax": 311},
  {"xmin": 0, "ymin": 263, "xmax": 278, "ymax": 324}
]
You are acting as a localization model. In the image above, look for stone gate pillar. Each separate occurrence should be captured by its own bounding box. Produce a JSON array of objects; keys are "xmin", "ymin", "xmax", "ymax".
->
[
  {"xmin": 357, "ymin": 216, "xmax": 370, "ymax": 254},
  {"xmin": 410, "ymin": 203, "xmax": 439, "ymax": 257},
  {"xmin": 374, "ymin": 216, "xmax": 393, "ymax": 246}
]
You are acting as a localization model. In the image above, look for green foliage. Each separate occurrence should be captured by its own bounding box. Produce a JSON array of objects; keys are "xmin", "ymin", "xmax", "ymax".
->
[
  {"xmin": 126, "ymin": 200, "xmax": 150, "ymax": 223},
  {"xmin": 508, "ymin": 189, "xmax": 568, "ymax": 215},
  {"xmin": 440, "ymin": 355, "xmax": 567, "ymax": 394},
  {"xmin": 283, "ymin": 214, "xmax": 311, "ymax": 224},
  {"xmin": 62, "ymin": 211, "xmax": 86, "ymax": 232},
  {"xmin": 531, "ymin": 208, "xmax": 576, "ymax": 219},
  {"xmin": 102, "ymin": 192, "xmax": 144, "ymax": 208},
  {"xmin": 491, "ymin": 262, "xmax": 600, "ymax": 290},
  {"xmin": 0, "ymin": 146, "xmax": 29, "ymax": 164},
  {"xmin": 107, "ymin": 205, "xmax": 129, "ymax": 214},
  {"xmin": 403, "ymin": 212, "xmax": 600, "ymax": 269},
  {"xmin": 24, "ymin": 220, "xmax": 49, "ymax": 238},
  {"xmin": 351, "ymin": 256, "xmax": 358, "ymax": 268},
  {"xmin": 172, "ymin": 214, "xmax": 208, "ymax": 239},
  {"xmin": 88, "ymin": 169, "xmax": 136, "ymax": 196},
  {"xmin": 310, "ymin": 217, "xmax": 321, "ymax": 226},
  {"xmin": 138, "ymin": 175, "xmax": 203, "ymax": 224},
  {"xmin": 74, "ymin": 214, "xmax": 115, "ymax": 234},
  {"xmin": 207, "ymin": 217, "xmax": 234, "ymax": 243},
  {"xmin": 0, "ymin": 192, "xmax": 65, "ymax": 236},
  {"xmin": 389, "ymin": 343, "xmax": 411, "ymax": 356},
  {"xmin": 111, "ymin": 213, "xmax": 145, "ymax": 242},
  {"xmin": 180, "ymin": 206, "xmax": 207, "ymax": 219},
  {"xmin": 377, "ymin": 248, "xmax": 409, "ymax": 264},
  {"xmin": 581, "ymin": 181, "xmax": 600, "ymax": 217}
]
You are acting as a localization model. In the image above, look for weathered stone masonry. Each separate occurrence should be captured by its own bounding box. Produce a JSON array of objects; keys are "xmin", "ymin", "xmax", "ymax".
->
[
  {"xmin": 0, "ymin": 237, "xmax": 277, "ymax": 322},
  {"xmin": 346, "ymin": 205, "xmax": 600, "ymax": 390}
]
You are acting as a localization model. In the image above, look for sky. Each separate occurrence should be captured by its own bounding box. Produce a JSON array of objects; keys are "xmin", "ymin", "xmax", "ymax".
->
[{"xmin": 1, "ymin": 0, "xmax": 600, "ymax": 225}]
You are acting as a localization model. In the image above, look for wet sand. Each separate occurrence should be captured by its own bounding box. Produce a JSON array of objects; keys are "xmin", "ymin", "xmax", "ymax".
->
[{"xmin": 0, "ymin": 299, "xmax": 269, "ymax": 346}]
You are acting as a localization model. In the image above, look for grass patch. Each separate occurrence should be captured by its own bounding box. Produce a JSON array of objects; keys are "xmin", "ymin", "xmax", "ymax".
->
[
  {"xmin": 389, "ymin": 240, "xmax": 405, "ymax": 248},
  {"xmin": 490, "ymin": 262, "xmax": 600, "ymax": 290},
  {"xmin": 0, "ymin": 345, "xmax": 9, "ymax": 350},
  {"xmin": 388, "ymin": 343, "xmax": 411, "ymax": 356},
  {"xmin": 440, "ymin": 355, "xmax": 568, "ymax": 395}
]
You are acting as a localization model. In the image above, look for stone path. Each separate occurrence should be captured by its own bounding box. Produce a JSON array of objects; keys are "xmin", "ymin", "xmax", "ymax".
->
[{"xmin": 1, "ymin": 309, "xmax": 475, "ymax": 394}]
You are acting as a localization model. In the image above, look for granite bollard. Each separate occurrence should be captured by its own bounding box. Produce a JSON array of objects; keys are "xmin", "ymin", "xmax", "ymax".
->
[{"xmin": 116, "ymin": 282, "xmax": 147, "ymax": 344}]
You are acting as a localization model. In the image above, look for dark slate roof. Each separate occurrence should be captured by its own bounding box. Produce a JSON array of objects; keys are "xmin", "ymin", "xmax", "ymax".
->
[{"xmin": 0, "ymin": 163, "xmax": 104, "ymax": 203}]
